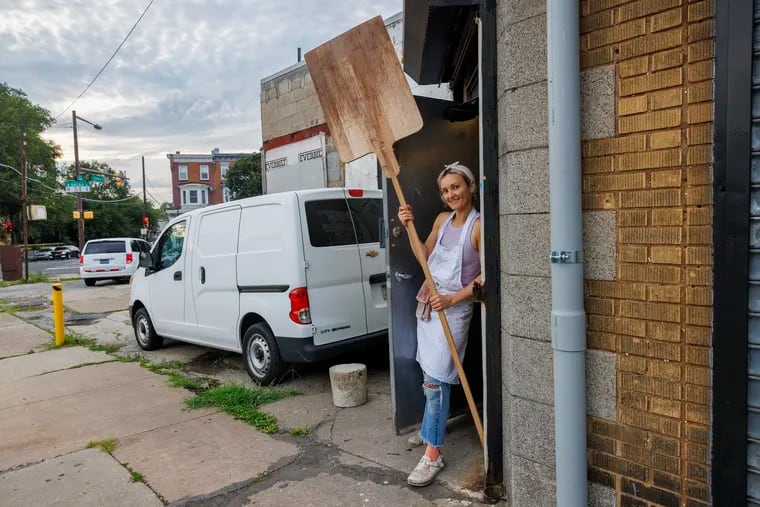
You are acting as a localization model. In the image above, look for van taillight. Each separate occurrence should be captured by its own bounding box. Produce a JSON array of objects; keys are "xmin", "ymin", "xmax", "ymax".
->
[
  {"xmin": 79, "ymin": 256, "xmax": 84, "ymax": 266},
  {"xmin": 126, "ymin": 253, "xmax": 133, "ymax": 264},
  {"xmin": 347, "ymin": 188, "xmax": 364, "ymax": 197},
  {"xmin": 288, "ymin": 287, "xmax": 311, "ymax": 324}
]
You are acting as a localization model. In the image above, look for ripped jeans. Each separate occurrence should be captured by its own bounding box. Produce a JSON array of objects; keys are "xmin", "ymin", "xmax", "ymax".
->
[{"xmin": 418, "ymin": 373, "xmax": 452, "ymax": 448}]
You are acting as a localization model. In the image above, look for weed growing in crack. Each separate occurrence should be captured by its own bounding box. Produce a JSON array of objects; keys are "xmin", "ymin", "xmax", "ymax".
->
[
  {"xmin": 290, "ymin": 427, "xmax": 310, "ymax": 436},
  {"xmin": 86, "ymin": 438, "xmax": 117, "ymax": 453},
  {"xmin": 168, "ymin": 372, "xmax": 204, "ymax": 391},
  {"xmin": 130, "ymin": 471, "xmax": 144, "ymax": 483}
]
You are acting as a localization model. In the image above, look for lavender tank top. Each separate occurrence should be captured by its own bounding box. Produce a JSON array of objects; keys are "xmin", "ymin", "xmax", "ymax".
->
[{"xmin": 439, "ymin": 214, "xmax": 480, "ymax": 286}]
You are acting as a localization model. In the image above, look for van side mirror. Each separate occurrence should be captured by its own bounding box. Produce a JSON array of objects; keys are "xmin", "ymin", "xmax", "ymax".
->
[
  {"xmin": 139, "ymin": 251, "xmax": 155, "ymax": 270},
  {"xmin": 379, "ymin": 217, "xmax": 386, "ymax": 249}
]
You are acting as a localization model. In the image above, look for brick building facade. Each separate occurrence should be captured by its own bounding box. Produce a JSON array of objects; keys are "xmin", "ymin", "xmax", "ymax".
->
[
  {"xmin": 166, "ymin": 149, "xmax": 249, "ymax": 216},
  {"xmin": 493, "ymin": 1, "xmax": 715, "ymax": 505},
  {"xmin": 579, "ymin": 1, "xmax": 714, "ymax": 505}
]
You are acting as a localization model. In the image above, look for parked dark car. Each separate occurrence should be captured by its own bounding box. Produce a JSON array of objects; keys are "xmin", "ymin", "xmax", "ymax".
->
[{"xmin": 50, "ymin": 245, "xmax": 80, "ymax": 260}]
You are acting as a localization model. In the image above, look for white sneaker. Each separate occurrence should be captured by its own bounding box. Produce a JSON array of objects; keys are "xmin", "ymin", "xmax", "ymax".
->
[
  {"xmin": 407, "ymin": 433, "xmax": 423, "ymax": 447},
  {"xmin": 407, "ymin": 455, "xmax": 445, "ymax": 487}
]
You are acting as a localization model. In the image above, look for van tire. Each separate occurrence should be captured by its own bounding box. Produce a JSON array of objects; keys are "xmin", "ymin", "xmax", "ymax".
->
[
  {"xmin": 243, "ymin": 323, "xmax": 283, "ymax": 386},
  {"xmin": 133, "ymin": 308, "xmax": 164, "ymax": 350},
  {"xmin": 84, "ymin": 279, "xmax": 96, "ymax": 287}
]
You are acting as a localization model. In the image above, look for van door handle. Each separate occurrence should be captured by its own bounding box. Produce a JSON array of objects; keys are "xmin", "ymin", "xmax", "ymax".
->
[
  {"xmin": 200, "ymin": 267, "xmax": 206, "ymax": 284},
  {"xmin": 394, "ymin": 271, "xmax": 415, "ymax": 282},
  {"xmin": 173, "ymin": 271, "xmax": 182, "ymax": 281}
]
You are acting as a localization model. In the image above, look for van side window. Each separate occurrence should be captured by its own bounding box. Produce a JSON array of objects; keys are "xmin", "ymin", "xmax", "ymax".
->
[
  {"xmin": 305, "ymin": 199, "xmax": 357, "ymax": 247},
  {"xmin": 155, "ymin": 221, "xmax": 187, "ymax": 270},
  {"xmin": 348, "ymin": 198, "xmax": 382, "ymax": 244}
]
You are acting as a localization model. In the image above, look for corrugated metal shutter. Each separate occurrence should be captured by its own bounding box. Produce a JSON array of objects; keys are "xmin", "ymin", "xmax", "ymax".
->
[{"xmin": 750, "ymin": 3, "xmax": 760, "ymax": 503}]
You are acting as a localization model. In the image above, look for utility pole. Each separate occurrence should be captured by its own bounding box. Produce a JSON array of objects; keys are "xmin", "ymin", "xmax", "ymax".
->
[
  {"xmin": 142, "ymin": 156, "xmax": 147, "ymax": 218},
  {"xmin": 19, "ymin": 134, "xmax": 29, "ymax": 282},
  {"xmin": 72, "ymin": 110, "xmax": 84, "ymax": 251}
]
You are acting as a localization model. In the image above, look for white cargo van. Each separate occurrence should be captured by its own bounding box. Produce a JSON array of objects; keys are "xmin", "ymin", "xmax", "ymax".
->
[{"xmin": 129, "ymin": 188, "xmax": 387, "ymax": 385}]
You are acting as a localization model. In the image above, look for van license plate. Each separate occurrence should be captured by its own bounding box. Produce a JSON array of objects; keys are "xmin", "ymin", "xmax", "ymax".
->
[
  {"xmin": 99, "ymin": 259, "xmax": 109, "ymax": 265},
  {"xmin": 382, "ymin": 284, "xmax": 387, "ymax": 301}
]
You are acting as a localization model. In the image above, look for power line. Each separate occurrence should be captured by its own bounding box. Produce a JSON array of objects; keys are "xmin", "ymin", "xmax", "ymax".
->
[
  {"xmin": 54, "ymin": 0, "xmax": 156, "ymax": 120},
  {"xmin": 1, "ymin": 162, "xmax": 145, "ymax": 204}
]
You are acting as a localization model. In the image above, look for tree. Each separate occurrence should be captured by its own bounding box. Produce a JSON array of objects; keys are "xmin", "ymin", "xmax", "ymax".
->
[
  {"xmin": 225, "ymin": 153, "xmax": 262, "ymax": 200},
  {"xmin": 0, "ymin": 83, "xmax": 61, "ymax": 241}
]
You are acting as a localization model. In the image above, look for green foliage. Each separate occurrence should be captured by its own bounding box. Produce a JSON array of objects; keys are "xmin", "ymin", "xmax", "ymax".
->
[
  {"xmin": 130, "ymin": 471, "xmax": 144, "ymax": 483},
  {"xmin": 225, "ymin": 153, "xmax": 262, "ymax": 200},
  {"xmin": 290, "ymin": 427, "xmax": 310, "ymax": 436},
  {"xmin": 185, "ymin": 384, "xmax": 298, "ymax": 434},
  {"xmin": 0, "ymin": 83, "xmax": 61, "ymax": 239}
]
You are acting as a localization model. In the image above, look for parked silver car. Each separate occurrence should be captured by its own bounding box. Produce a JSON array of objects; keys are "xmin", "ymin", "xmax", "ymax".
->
[{"xmin": 29, "ymin": 247, "xmax": 54, "ymax": 261}]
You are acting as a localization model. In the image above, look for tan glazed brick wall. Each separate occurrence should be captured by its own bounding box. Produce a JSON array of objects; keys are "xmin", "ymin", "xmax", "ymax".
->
[{"xmin": 580, "ymin": 1, "xmax": 714, "ymax": 505}]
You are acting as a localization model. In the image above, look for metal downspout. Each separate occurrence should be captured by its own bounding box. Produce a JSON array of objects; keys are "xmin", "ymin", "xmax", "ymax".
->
[{"xmin": 547, "ymin": 1, "xmax": 588, "ymax": 506}]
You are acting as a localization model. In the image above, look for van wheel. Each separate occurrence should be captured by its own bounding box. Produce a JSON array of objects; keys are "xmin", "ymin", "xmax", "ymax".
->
[
  {"xmin": 84, "ymin": 279, "xmax": 96, "ymax": 287},
  {"xmin": 133, "ymin": 308, "xmax": 164, "ymax": 350},
  {"xmin": 243, "ymin": 323, "xmax": 283, "ymax": 386}
]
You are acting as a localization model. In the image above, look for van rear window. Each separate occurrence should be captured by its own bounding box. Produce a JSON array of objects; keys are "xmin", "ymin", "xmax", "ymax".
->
[
  {"xmin": 348, "ymin": 198, "xmax": 382, "ymax": 244},
  {"xmin": 84, "ymin": 241, "xmax": 126, "ymax": 254},
  {"xmin": 305, "ymin": 199, "xmax": 357, "ymax": 247}
]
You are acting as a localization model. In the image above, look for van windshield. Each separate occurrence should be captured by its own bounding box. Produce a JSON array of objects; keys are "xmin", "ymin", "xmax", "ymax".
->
[{"xmin": 84, "ymin": 241, "xmax": 126, "ymax": 254}]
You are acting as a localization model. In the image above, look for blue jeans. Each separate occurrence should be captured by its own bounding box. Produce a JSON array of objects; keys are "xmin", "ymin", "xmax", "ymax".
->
[{"xmin": 418, "ymin": 373, "xmax": 451, "ymax": 448}]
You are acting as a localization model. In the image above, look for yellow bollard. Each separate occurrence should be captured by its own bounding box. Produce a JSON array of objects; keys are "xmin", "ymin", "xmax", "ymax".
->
[{"xmin": 52, "ymin": 283, "xmax": 65, "ymax": 346}]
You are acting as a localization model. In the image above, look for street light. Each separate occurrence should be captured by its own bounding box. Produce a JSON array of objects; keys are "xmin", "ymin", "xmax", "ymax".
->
[{"xmin": 72, "ymin": 110, "xmax": 102, "ymax": 251}]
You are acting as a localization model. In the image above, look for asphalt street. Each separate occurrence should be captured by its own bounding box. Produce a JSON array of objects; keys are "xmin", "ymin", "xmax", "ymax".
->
[{"xmin": 24, "ymin": 257, "xmax": 81, "ymax": 277}]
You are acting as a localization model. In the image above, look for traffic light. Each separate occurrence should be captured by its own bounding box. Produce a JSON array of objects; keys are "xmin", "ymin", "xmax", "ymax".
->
[
  {"xmin": 3, "ymin": 220, "xmax": 12, "ymax": 234},
  {"xmin": 143, "ymin": 216, "xmax": 149, "ymax": 228}
]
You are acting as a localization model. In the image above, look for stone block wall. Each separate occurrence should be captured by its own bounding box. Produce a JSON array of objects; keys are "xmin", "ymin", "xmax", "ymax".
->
[{"xmin": 260, "ymin": 64, "xmax": 325, "ymax": 143}]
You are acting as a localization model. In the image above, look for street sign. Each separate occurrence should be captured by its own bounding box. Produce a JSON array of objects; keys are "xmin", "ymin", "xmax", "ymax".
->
[
  {"xmin": 65, "ymin": 180, "xmax": 90, "ymax": 193},
  {"xmin": 90, "ymin": 174, "xmax": 105, "ymax": 183}
]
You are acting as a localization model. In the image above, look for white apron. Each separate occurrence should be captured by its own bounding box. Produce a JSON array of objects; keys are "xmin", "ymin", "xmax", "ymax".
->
[{"xmin": 416, "ymin": 208, "xmax": 479, "ymax": 384}]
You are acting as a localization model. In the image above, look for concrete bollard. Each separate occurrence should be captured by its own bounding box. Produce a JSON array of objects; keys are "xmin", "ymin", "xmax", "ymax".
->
[{"xmin": 329, "ymin": 363, "xmax": 368, "ymax": 408}]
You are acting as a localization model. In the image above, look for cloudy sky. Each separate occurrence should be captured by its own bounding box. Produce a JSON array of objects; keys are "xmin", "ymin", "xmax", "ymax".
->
[{"xmin": 1, "ymin": 0, "xmax": 402, "ymax": 205}]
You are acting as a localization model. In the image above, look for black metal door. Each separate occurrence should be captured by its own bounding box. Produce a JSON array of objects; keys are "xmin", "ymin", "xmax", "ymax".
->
[{"xmin": 386, "ymin": 95, "xmax": 481, "ymax": 433}]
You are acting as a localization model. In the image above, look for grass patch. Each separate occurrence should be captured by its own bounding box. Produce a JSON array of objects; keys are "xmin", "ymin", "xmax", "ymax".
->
[
  {"xmin": 185, "ymin": 384, "xmax": 299, "ymax": 434},
  {"xmin": 290, "ymin": 427, "xmax": 310, "ymax": 437},
  {"xmin": 0, "ymin": 272, "xmax": 54, "ymax": 288},
  {"xmin": 46, "ymin": 332, "xmax": 95, "ymax": 349},
  {"xmin": 46, "ymin": 332, "xmax": 120, "ymax": 355},
  {"xmin": 130, "ymin": 471, "xmax": 144, "ymax": 483},
  {"xmin": 168, "ymin": 371, "xmax": 204, "ymax": 391},
  {"xmin": 140, "ymin": 359, "xmax": 187, "ymax": 375},
  {"xmin": 88, "ymin": 342, "xmax": 122, "ymax": 354},
  {"xmin": 86, "ymin": 438, "xmax": 117, "ymax": 453}
]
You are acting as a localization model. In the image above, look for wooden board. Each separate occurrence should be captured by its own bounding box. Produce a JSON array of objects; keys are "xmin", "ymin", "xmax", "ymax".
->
[{"xmin": 304, "ymin": 16, "xmax": 423, "ymax": 169}]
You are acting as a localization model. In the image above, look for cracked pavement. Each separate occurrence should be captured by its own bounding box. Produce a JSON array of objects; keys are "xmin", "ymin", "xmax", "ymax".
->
[{"xmin": 0, "ymin": 280, "xmax": 496, "ymax": 506}]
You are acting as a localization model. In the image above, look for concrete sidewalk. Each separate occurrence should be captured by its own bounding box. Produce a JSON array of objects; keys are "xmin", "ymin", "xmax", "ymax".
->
[{"xmin": 0, "ymin": 283, "xmax": 494, "ymax": 506}]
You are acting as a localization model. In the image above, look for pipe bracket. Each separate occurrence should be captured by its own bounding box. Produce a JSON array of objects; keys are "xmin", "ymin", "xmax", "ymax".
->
[{"xmin": 550, "ymin": 250, "xmax": 583, "ymax": 264}]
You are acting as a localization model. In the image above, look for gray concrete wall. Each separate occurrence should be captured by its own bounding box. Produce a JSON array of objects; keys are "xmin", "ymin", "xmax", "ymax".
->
[{"xmin": 496, "ymin": 3, "xmax": 617, "ymax": 505}]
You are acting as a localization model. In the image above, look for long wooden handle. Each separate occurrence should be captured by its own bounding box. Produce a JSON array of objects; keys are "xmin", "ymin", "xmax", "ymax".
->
[{"xmin": 379, "ymin": 146, "xmax": 484, "ymax": 448}]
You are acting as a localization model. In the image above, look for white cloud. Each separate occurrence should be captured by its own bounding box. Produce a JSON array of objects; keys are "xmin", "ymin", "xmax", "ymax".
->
[{"xmin": 2, "ymin": 0, "xmax": 402, "ymax": 203}]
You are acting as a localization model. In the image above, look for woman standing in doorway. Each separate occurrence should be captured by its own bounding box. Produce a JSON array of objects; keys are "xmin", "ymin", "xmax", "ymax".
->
[{"xmin": 397, "ymin": 161, "xmax": 481, "ymax": 487}]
